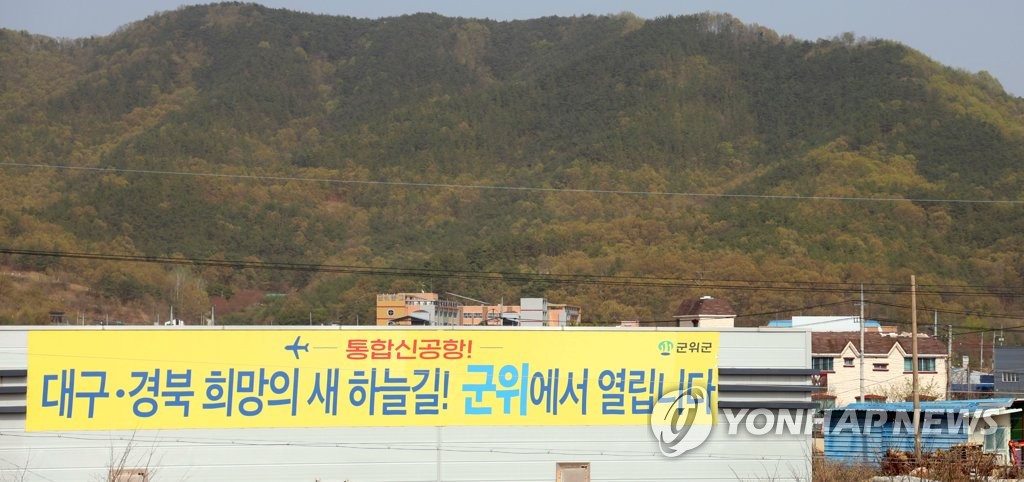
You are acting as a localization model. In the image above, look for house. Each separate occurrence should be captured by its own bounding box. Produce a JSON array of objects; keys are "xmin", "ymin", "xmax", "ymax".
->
[
  {"xmin": 812, "ymin": 332, "xmax": 948, "ymax": 407},
  {"xmin": 455, "ymin": 297, "xmax": 581, "ymax": 326},
  {"xmin": 376, "ymin": 293, "xmax": 581, "ymax": 326},
  {"xmin": 824, "ymin": 398, "xmax": 1023, "ymax": 465},
  {"xmin": 376, "ymin": 293, "xmax": 461, "ymax": 326},
  {"xmin": 672, "ymin": 295, "xmax": 735, "ymax": 328}
]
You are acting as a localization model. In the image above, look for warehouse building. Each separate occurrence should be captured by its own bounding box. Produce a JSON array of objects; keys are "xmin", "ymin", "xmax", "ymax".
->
[{"xmin": 0, "ymin": 326, "xmax": 813, "ymax": 481}]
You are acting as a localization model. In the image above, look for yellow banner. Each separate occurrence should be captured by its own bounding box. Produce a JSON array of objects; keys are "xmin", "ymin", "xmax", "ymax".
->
[{"xmin": 26, "ymin": 330, "xmax": 718, "ymax": 430}]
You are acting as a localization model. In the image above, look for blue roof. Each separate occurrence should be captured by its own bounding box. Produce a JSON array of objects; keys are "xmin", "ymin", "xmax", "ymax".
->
[
  {"xmin": 837, "ymin": 397, "xmax": 1015, "ymax": 412},
  {"xmin": 768, "ymin": 319, "xmax": 881, "ymax": 328}
]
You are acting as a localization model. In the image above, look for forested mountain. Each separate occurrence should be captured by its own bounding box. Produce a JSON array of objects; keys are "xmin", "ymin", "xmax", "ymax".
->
[{"xmin": 1, "ymin": 3, "xmax": 1023, "ymax": 332}]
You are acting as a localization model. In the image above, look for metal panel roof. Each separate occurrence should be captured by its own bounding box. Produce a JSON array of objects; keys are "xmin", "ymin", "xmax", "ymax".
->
[{"xmin": 837, "ymin": 397, "xmax": 1016, "ymax": 412}]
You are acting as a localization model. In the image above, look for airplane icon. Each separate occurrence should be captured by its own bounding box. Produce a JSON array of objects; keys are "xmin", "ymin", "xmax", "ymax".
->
[{"xmin": 285, "ymin": 335, "xmax": 310, "ymax": 359}]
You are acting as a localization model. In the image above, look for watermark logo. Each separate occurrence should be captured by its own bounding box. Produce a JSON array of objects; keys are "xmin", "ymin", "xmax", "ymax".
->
[
  {"xmin": 649, "ymin": 385, "xmax": 713, "ymax": 457},
  {"xmin": 823, "ymin": 409, "xmax": 999, "ymax": 437},
  {"xmin": 649, "ymin": 400, "xmax": 1004, "ymax": 458},
  {"xmin": 657, "ymin": 340, "xmax": 673, "ymax": 356}
]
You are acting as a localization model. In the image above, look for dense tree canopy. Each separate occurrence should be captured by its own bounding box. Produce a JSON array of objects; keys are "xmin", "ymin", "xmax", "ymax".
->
[{"xmin": 1, "ymin": 4, "xmax": 1022, "ymax": 339}]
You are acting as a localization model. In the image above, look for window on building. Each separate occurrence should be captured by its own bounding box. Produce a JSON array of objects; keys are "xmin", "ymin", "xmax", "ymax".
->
[
  {"xmin": 985, "ymin": 427, "xmax": 1008, "ymax": 451},
  {"xmin": 904, "ymin": 357, "xmax": 937, "ymax": 372},
  {"xmin": 812, "ymin": 394, "xmax": 836, "ymax": 415},
  {"xmin": 844, "ymin": 357, "xmax": 855, "ymax": 367},
  {"xmin": 812, "ymin": 357, "xmax": 834, "ymax": 371},
  {"xmin": 1003, "ymin": 372, "xmax": 1020, "ymax": 383},
  {"xmin": 873, "ymin": 363, "xmax": 888, "ymax": 371},
  {"xmin": 921, "ymin": 358, "xmax": 936, "ymax": 371}
]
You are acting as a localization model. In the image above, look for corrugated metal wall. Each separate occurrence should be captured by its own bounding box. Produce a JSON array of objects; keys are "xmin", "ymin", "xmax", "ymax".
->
[
  {"xmin": 823, "ymin": 410, "xmax": 969, "ymax": 462},
  {"xmin": 0, "ymin": 327, "xmax": 812, "ymax": 481}
]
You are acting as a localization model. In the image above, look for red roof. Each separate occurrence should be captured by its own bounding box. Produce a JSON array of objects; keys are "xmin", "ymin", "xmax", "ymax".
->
[
  {"xmin": 812, "ymin": 331, "xmax": 946, "ymax": 356},
  {"xmin": 673, "ymin": 296, "xmax": 735, "ymax": 317}
]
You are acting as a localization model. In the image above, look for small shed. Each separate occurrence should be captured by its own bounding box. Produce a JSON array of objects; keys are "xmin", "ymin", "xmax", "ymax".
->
[
  {"xmin": 824, "ymin": 398, "xmax": 1023, "ymax": 465},
  {"xmin": 672, "ymin": 295, "xmax": 735, "ymax": 328}
]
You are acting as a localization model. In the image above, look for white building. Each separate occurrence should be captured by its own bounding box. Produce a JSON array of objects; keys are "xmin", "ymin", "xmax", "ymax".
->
[
  {"xmin": 672, "ymin": 296, "xmax": 736, "ymax": 328},
  {"xmin": 812, "ymin": 331, "xmax": 949, "ymax": 407},
  {"xmin": 0, "ymin": 326, "xmax": 814, "ymax": 481},
  {"xmin": 768, "ymin": 315, "xmax": 890, "ymax": 332}
]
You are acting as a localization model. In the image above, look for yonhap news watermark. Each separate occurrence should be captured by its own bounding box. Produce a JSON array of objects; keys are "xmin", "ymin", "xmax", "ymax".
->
[
  {"xmin": 649, "ymin": 391, "xmax": 1003, "ymax": 457},
  {"xmin": 823, "ymin": 408, "xmax": 1001, "ymax": 437}
]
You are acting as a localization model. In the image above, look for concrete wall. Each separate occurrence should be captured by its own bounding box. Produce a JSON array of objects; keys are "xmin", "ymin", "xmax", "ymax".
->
[
  {"xmin": 696, "ymin": 318, "xmax": 735, "ymax": 329},
  {"xmin": 821, "ymin": 344, "xmax": 947, "ymax": 406},
  {"xmin": 0, "ymin": 327, "xmax": 813, "ymax": 481}
]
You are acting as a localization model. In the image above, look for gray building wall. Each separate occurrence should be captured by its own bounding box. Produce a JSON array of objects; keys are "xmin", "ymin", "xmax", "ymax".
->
[
  {"xmin": 994, "ymin": 347, "xmax": 1024, "ymax": 395},
  {"xmin": 0, "ymin": 327, "xmax": 812, "ymax": 481}
]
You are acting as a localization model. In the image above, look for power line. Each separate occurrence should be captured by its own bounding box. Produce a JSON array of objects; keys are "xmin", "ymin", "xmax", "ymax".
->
[
  {"xmin": 866, "ymin": 315, "xmax": 1001, "ymax": 337},
  {"xmin": 602, "ymin": 300, "xmax": 860, "ymax": 325},
  {"xmin": 954, "ymin": 323, "xmax": 1024, "ymax": 337},
  {"xmin": 829, "ymin": 372, "xmax": 937, "ymax": 398},
  {"xmin": 3, "ymin": 161, "xmax": 1024, "ymax": 205},
  {"xmin": 4, "ymin": 247, "xmax": 1022, "ymax": 299},
  {"xmin": 865, "ymin": 300, "xmax": 1024, "ymax": 322},
  {"xmin": 735, "ymin": 300, "xmax": 856, "ymax": 318}
]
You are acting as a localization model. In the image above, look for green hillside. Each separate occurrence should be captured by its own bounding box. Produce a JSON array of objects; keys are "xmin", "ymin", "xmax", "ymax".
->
[{"xmin": 1, "ymin": 3, "xmax": 1023, "ymax": 329}]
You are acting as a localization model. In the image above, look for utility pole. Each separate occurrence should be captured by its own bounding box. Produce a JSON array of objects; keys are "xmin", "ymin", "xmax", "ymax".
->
[
  {"xmin": 947, "ymin": 325, "xmax": 952, "ymax": 401},
  {"xmin": 933, "ymin": 311, "xmax": 937, "ymax": 337},
  {"xmin": 859, "ymin": 285, "xmax": 865, "ymax": 402},
  {"xmin": 912, "ymin": 275, "xmax": 921, "ymax": 460},
  {"xmin": 993, "ymin": 327, "xmax": 1004, "ymax": 374},
  {"xmin": 995, "ymin": 326, "xmax": 1004, "ymax": 378}
]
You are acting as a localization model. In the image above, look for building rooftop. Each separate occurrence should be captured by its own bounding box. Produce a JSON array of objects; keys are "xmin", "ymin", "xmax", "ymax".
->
[
  {"xmin": 768, "ymin": 316, "xmax": 897, "ymax": 332},
  {"xmin": 673, "ymin": 296, "xmax": 735, "ymax": 317},
  {"xmin": 811, "ymin": 331, "xmax": 947, "ymax": 356},
  {"xmin": 838, "ymin": 398, "xmax": 1016, "ymax": 412}
]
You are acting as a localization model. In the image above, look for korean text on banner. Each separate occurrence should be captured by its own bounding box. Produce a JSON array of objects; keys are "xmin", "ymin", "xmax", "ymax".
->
[{"xmin": 26, "ymin": 330, "xmax": 718, "ymax": 430}]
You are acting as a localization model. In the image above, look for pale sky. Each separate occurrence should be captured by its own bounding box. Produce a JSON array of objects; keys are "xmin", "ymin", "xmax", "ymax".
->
[{"xmin": 1, "ymin": 1, "xmax": 1021, "ymax": 97}]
